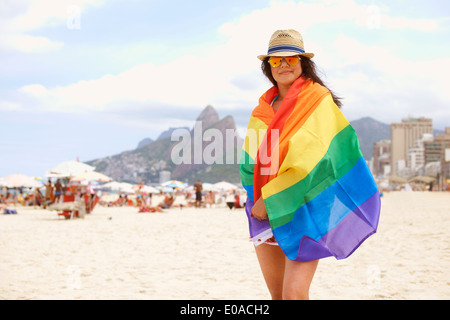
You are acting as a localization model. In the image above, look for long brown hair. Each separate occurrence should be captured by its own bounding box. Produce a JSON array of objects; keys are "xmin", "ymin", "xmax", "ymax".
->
[{"xmin": 261, "ymin": 56, "xmax": 342, "ymax": 108}]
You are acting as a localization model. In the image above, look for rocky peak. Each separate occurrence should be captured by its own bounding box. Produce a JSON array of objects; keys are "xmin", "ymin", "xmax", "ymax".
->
[{"xmin": 196, "ymin": 105, "xmax": 220, "ymax": 129}]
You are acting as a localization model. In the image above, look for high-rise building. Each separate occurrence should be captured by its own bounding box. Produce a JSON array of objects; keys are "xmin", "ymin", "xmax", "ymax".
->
[
  {"xmin": 373, "ymin": 140, "xmax": 391, "ymax": 178},
  {"xmin": 424, "ymin": 128, "xmax": 450, "ymax": 165},
  {"xmin": 390, "ymin": 117, "xmax": 433, "ymax": 176}
]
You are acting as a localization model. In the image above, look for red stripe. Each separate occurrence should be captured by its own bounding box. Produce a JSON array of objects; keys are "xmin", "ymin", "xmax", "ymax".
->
[{"xmin": 253, "ymin": 76, "xmax": 306, "ymax": 201}]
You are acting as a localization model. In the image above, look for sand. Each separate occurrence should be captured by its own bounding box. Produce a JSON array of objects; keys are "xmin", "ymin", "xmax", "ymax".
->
[{"xmin": 0, "ymin": 191, "xmax": 449, "ymax": 300}]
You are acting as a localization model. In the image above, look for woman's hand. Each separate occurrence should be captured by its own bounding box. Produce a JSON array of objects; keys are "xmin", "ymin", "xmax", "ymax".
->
[{"xmin": 251, "ymin": 197, "xmax": 268, "ymax": 221}]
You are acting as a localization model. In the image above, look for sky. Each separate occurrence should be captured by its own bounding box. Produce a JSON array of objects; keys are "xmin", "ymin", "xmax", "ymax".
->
[{"xmin": 1, "ymin": 0, "xmax": 449, "ymax": 178}]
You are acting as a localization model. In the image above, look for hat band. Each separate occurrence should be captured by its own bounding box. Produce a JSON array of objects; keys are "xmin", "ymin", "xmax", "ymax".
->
[{"xmin": 267, "ymin": 45, "xmax": 305, "ymax": 55}]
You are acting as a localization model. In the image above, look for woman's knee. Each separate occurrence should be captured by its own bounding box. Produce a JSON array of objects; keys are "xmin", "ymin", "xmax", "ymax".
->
[{"xmin": 282, "ymin": 285, "xmax": 310, "ymax": 300}]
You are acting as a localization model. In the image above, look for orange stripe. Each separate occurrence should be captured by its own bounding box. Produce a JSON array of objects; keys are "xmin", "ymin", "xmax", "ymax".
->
[
  {"xmin": 252, "ymin": 78, "xmax": 331, "ymax": 202},
  {"xmin": 277, "ymin": 80, "xmax": 330, "ymax": 162}
]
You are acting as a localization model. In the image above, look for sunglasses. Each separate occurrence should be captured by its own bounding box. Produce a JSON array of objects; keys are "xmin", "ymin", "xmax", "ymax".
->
[{"xmin": 268, "ymin": 56, "xmax": 301, "ymax": 68}]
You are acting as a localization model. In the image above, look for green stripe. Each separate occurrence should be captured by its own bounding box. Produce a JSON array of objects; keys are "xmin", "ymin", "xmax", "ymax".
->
[
  {"xmin": 265, "ymin": 125, "xmax": 363, "ymax": 229},
  {"xmin": 239, "ymin": 149, "xmax": 255, "ymax": 187}
]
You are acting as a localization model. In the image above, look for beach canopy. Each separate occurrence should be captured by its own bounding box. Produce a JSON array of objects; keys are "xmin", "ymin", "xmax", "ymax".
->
[
  {"xmin": 388, "ymin": 176, "xmax": 407, "ymax": 184},
  {"xmin": 47, "ymin": 160, "xmax": 95, "ymax": 178},
  {"xmin": 213, "ymin": 181, "xmax": 238, "ymax": 191},
  {"xmin": 71, "ymin": 171, "xmax": 112, "ymax": 183},
  {"xmin": 101, "ymin": 181, "xmax": 135, "ymax": 193},
  {"xmin": 161, "ymin": 180, "xmax": 187, "ymax": 189},
  {"xmin": 1, "ymin": 173, "xmax": 43, "ymax": 188},
  {"xmin": 202, "ymin": 183, "xmax": 215, "ymax": 191},
  {"xmin": 408, "ymin": 176, "xmax": 436, "ymax": 184},
  {"xmin": 140, "ymin": 185, "xmax": 159, "ymax": 193},
  {"xmin": 134, "ymin": 185, "xmax": 159, "ymax": 194}
]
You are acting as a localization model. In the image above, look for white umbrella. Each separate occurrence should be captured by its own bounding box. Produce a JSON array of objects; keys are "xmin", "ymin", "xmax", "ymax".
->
[
  {"xmin": 1, "ymin": 173, "xmax": 43, "ymax": 188},
  {"xmin": 101, "ymin": 181, "xmax": 122, "ymax": 190},
  {"xmin": 140, "ymin": 185, "xmax": 159, "ymax": 193},
  {"xmin": 202, "ymin": 183, "xmax": 216, "ymax": 191},
  {"xmin": 213, "ymin": 181, "xmax": 238, "ymax": 191},
  {"xmin": 101, "ymin": 181, "xmax": 135, "ymax": 193},
  {"xmin": 71, "ymin": 171, "xmax": 112, "ymax": 182},
  {"xmin": 47, "ymin": 160, "xmax": 95, "ymax": 178}
]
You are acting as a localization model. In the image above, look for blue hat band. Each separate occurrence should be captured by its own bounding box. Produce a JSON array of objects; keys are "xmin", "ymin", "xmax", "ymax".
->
[{"xmin": 267, "ymin": 45, "xmax": 305, "ymax": 55}]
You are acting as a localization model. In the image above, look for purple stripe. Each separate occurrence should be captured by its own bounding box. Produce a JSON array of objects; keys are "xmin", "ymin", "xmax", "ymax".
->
[
  {"xmin": 295, "ymin": 191, "xmax": 381, "ymax": 261},
  {"xmin": 245, "ymin": 199, "xmax": 271, "ymax": 238}
]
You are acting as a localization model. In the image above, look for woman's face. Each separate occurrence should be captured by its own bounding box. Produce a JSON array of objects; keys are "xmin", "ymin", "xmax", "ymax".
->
[{"xmin": 270, "ymin": 56, "xmax": 303, "ymax": 88}]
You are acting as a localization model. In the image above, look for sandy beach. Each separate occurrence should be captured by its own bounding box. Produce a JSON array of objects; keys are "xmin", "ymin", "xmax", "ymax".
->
[{"xmin": 1, "ymin": 191, "xmax": 449, "ymax": 300}]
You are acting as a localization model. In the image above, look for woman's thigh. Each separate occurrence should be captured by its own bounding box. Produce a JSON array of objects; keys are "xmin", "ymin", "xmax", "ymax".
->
[
  {"xmin": 283, "ymin": 259, "xmax": 319, "ymax": 300},
  {"xmin": 254, "ymin": 244, "xmax": 286, "ymax": 299}
]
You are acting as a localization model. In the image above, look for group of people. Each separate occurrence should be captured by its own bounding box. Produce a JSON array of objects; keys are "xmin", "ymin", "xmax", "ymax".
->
[
  {"xmin": 137, "ymin": 193, "xmax": 175, "ymax": 213},
  {"xmin": 0, "ymin": 179, "xmax": 62, "ymax": 208}
]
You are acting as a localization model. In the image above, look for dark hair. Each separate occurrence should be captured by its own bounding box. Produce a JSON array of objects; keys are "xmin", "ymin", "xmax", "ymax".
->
[{"xmin": 261, "ymin": 56, "xmax": 342, "ymax": 108}]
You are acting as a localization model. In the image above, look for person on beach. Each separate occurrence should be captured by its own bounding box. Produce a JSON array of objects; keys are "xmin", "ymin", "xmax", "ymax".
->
[
  {"xmin": 194, "ymin": 179, "xmax": 202, "ymax": 208},
  {"xmin": 45, "ymin": 179, "xmax": 54, "ymax": 207},
  {"xmin": 54, "ymin": 179, "xmax": 63, "ymax": 203},
  {"xmin": 239, "ymin": 29, "xmax": 380, "ymax": 300}
]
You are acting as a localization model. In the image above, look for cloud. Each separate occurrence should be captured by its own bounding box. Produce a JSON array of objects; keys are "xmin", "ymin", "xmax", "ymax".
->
[
  {"xmin": 0, "ymin": 0, "xmax": 104, "ymax": 53},
  {"xmin": 5, "ymin": 0, "xmax": 450, "ymax": 131},
  {"xmin": 327, "ymin": 33, "xmax": 450, "ymax": 127}
]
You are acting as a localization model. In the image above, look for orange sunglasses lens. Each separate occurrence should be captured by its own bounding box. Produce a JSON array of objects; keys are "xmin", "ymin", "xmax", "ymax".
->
[{"xmin": 268, "ymin": 56, "xmax": 300, "ymax": 67}]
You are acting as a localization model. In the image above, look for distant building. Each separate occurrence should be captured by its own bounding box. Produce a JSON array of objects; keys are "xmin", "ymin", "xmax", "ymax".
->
[
  {"xmin": 372, "ymin": 140, "xmax": 391, "ymax": 178},
  {"xmin": 443, "ymin": 145, "xmax": 450, "ymax": 183},
  {"xmin": 407, "ymin": 133, "xmax": 433, "ymax": 173},
  {"xmin": 425, "ymin": 128, "xmax": 450, "ymax": 185},
  {"xmin": 424, "ymin": 127, "xmax": 450, "ymax": 165},
  {"xmin": 390, "ymin": 117, "xmax": 433, "ymax": 176}
]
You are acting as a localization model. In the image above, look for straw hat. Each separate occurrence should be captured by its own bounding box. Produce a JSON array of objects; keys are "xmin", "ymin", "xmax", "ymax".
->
[{"xmin": 257, "ymin": 29, "xmax": 314, "ymax": 61}]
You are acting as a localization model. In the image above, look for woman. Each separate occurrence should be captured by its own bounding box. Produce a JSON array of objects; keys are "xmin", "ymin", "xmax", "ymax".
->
[{"xmin": 239, "ymin": 30, "xmax": 380, "ymax": 300}]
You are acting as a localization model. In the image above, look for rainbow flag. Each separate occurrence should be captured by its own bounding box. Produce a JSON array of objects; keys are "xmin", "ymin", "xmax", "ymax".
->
[{"xmin": 239, "ymin": 76, "xmax": 380, "ymax": 261}]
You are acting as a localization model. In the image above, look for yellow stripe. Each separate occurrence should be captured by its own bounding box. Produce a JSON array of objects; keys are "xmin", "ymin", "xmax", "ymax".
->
[
  {"xmin": 262, "ymin": 95, "xmax": 349, "ymax": 199},
  {"xmin": 243, "ymin": 116, "xmax": 268, "ymax": 159}
]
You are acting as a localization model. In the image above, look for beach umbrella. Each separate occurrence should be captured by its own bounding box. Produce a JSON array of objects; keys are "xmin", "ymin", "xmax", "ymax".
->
[
  {"xmin": 161, "ymin": 180, "xmax": 187, "ymax": 189},
  {"xmin": 139, "ymin": 185, "xmax": 159, "ymax": 193},
  {"xmin": 160, "ymin": 186, "xmax": 175, "ymax": 193},
  {"xmin": 1, "ymin": 173, "xmax": 43, "ymax": 188},
  {"xmin": 71, "ymin": 171, "xmax": 112, "ymax": 183},
  {"xmin": 213, "ymin": 181, "xmax": 238, "ymax": 191},
  {"xmin": 101, "ymin": 181, "xmax": 121, "ymax": 190},
  {"xmin": 47, "ymin": 160, "xmax": 95, "ymax": 178},
  {"xmin": 202, "ymin": 183, "xmax": 216, "ymax": 191},
  {"xmin": 101, "ymin": 181, "xmax": 135, "ymax": 193},
  {"xmin": 408, "ymin": 176, "xmax": 436, "ymax": 184},
  {"xmin": 118, "ymin": 183, "xmax": 135, "ymax": 194},
  {"xmin": 388, "ymin": 176, "xmax": 407, "ymax": 184}
]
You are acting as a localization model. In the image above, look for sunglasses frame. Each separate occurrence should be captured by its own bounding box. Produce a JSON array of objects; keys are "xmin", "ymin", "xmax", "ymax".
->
[{"xmin": 268, "ymin": 55, "xmax": 301, "ymax": 68}]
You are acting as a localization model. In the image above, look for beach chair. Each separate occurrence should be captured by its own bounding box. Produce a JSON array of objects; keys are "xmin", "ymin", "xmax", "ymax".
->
[
  {"xmin": 84, "ymin": 194, "xmax": 99, "ymax": 213},
  {"xmin": 57, "ymin": 194, "xmax": 79, "ymax": 219}
]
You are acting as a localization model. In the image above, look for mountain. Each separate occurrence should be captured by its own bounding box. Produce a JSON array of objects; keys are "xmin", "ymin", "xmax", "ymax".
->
[
  {"xmin": 350, "ymin": 117, "xmax": 390, "ymax": 160},
  {"xmin": 87, "ymin": 109, "xmax": 389, "ymax": 184},
  {"xmin": 87, "ymin": 105, "xmax": 243, "ymax": 184},
  {"xmin": 136, "ymin": 138, "xmax": 153, "ymax": 149},
  {"xmin": 157, "ymin": 127, "xmax": 189, "ymax": 140}
]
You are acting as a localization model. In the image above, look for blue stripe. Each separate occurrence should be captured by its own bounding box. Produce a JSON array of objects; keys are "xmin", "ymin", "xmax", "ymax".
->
[
  {"xmin": 268, "ymin": 45, "xmax": 305, "ymax": 55},
  {"xmin": 272, "ymin": 157, "xmax": 378, "ymax": 259},
  {"xmin": 243, "ymin": 184, "xmax": 254, "ymax": 202}
]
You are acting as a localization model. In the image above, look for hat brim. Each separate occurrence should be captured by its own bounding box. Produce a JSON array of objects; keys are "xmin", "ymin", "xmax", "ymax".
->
[{"xmin": 257, "ymin": 51, "xmax": 314, "ymax": 61}]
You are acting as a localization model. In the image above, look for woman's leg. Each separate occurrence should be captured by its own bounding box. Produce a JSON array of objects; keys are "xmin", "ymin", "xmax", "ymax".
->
[
  {"xmin": 282, "ymin": 259, "xmax": 319, "ymax": 300},
  {"xmin": 254, "ymin": 244, "xmax": 286, "ymax": 300}
]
